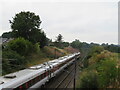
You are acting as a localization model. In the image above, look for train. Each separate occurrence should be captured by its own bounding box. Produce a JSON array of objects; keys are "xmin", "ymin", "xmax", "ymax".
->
[{"xmin": 0, "ymin": 52, "xmax": 80, "ymax": 90}]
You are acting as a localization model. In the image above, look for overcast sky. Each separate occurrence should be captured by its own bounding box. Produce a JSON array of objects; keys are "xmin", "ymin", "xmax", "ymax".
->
[{"xmin": 0, "ymin": 0, "xmax": 118, "ymax": 44}]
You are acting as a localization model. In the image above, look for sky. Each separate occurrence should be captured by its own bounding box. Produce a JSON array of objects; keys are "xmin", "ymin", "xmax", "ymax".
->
[{"xmin": 0, "ymin": 0, "xmax": 119, "ymax": 44}]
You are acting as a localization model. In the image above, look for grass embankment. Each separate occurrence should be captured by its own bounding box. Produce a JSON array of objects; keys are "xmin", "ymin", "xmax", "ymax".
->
[
  {"xmin": 77, "ymin": 50, "xmax": 120, "ymax": 88},
  {"xmin": 26, "ymin": 46, "xmax": 69, "ymax": 67},
  {"xmin": 26, "ymin": 46, "xmax": 79, "ymax": 67}
]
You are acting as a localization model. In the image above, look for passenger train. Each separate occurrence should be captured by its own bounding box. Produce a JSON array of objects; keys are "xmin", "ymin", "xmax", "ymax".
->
[{"xmin": 0, "ymin": 52, "xmax": 80, "ymax": 90}]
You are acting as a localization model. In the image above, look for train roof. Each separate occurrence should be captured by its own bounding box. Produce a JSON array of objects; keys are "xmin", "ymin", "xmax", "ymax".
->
[{"xmin": 1, "ymin": 68, "xmax": 46, "ymax": 88}]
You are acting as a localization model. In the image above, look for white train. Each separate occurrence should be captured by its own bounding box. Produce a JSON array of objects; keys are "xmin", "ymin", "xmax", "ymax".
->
[{"xmin": 0, "ymin": 52, "xmax": 80, "ymax": 90}]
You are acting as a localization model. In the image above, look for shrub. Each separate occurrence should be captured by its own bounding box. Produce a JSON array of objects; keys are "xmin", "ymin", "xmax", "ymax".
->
[
  {"xmin": 78, "ymin": 71, "xmax": 99, "ymax": 88},
  {"xmin": 2, "ymin": 50, "xmax": 25, "ymax": 75},
  {"xmin": 7, "ymin": 38, "xmax": 33, "ymax": 56},
  {"xmin": 97, "ymin": 59, "xmax": 117, "ymax": 87},
  {"xmin": 33, "ymin": 43, "xmax": 40, "ymax": 53},
  {"xmin": 89, "ymin": 46, "xmax": 104, "ymax": 56}
]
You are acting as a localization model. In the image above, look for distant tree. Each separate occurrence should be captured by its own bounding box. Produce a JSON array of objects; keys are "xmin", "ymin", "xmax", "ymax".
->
[
  {"xmin": 56, "ymin": 34, "xmax": 63, "ymax": 43},
  {"xmin": 101, "ymin": 43, "xmax": 120, "ymax": 53},
  {"xmin": 54, "ymin": 34, "xmax": 63, "ymax": 48},
  {"xmin": 71, "ymin": 39, "xmax": 82, "ymax": 49}
]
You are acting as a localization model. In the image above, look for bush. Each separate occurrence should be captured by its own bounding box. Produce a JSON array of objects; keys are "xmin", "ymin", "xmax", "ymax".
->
[
  {"xmin": 88, "ymin": 46, "xmax": 104, "ymax": 57},
  {"xmin": 2, "ymin": 50, "xmax": 25, "ymax": 75},
  {"xmin": 78, "ymin": 71, "xmax": 99, "ymax": 88},
  {"xmin": 97, "ymin": 59, "xmax": 117, "ymax": 87},
  {"xmin": 33, "ymin": 43, "xmax": 40, "ymax": 53},
  {"xmin": 7, "ymin": 38, "xmax": 33, "ymax": 56}
]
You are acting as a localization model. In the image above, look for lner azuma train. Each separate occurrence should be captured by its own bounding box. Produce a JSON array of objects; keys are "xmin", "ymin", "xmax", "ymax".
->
[{"xmin": 0, "ymin": 52, "xmax": 80, "ymax": 90}]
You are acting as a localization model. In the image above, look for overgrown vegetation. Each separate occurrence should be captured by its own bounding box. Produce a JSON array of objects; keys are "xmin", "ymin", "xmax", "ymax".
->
[
  {"xmin": 76, "ymin": 46, "xmax": 120, "ymax": 88},
  {"xmin": 70, "ymin": 39, "xmax": 120, "ymax": 88}
]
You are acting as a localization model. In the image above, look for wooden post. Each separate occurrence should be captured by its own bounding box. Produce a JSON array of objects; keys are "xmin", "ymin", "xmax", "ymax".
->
[{"xmin": 73, "ymin": 56, "xmax": 77, "ymax": 90}]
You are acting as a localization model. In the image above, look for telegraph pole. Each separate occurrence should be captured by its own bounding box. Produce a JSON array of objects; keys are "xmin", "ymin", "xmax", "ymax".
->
[{"xmin": 73, "ymin": 56, "xmax": 77, "ymax": 90}]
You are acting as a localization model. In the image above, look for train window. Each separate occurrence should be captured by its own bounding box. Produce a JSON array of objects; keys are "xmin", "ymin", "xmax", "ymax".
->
[
  {"xmin": 30, "ymin": 79, "xmax": 33, "ymax": 86},
  {"xmin": 18, "ymin": 85, "xmax": 22, "ymax": 89},
  {"xmin": 36, "ymin": 76, "xmax": 38, "ymax": 82},
  {"xmin": 32, "ymin": 78, "xmax": 36, "ymax": 84},
  {"xmin": 28, "ymin": 80, "xmax": 32, "ymax": 88},
  {"xmin": 44, "ymin": 72, "xmax": 46, "ymax": 77},
  {"xmin": 35, "ymin": 77, "xmax": 38, "ymax": 83},
  {"xmin": 38, "ymin": 75, "xmax": 41, "ymax": 80},
  {"xmin": 41, "ymin": 73, "xmax": 44, "ymax": 79},
  {"xmin": 14, "ymin": 83, "xmax": 27, "ymax": 90},
  {"xmin": 46, "ymin": 71, "xmax": 48, "ymax": 76},
  {"xmin": 22, "ymin": 83, "xmax": 26, "ymax": 89},
  {"xmin": 26, "ymin": 82, "xmax": 28, "ymax": 89}
]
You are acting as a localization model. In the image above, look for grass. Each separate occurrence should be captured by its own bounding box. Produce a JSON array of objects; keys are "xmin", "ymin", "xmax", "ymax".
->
[{"xmin": 25, "ymin": 46, "xmax": 72, "ymax": 67}]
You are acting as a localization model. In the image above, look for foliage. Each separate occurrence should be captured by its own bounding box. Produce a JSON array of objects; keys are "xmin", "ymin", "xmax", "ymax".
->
[
  {"xmin": 10, "ymin": 11, "xmax": 41, "ymax": 40},
  {"xmin": 38, "ymin": 31, "xmax": 48, "ymax": 48},
  {"xmin": 102, "ymin": 43, "xmax": 120, "ymax": 53},
  {"xmin": 2, "ymin": 50, "xmax": 25, "ymax": 75},
  {"xmin": 78, "ymin": 71, "xmax": 99, "ymax": 88},
  {"xmin": 89, "ymin": 45, "xmax": 104, "ymax": 55},
  {"xmin": 71, "ymin": 39, "xmax": 82, "ymax": 49},
  {"xmin": 54, "ymin": 34, "xmax": 64, "ymax": 48},
  {"xmin": 2, "ymin": 31, "xmax": 13, "ymax": 38},
  {"xmin": 56, "ymin": 34, "xmax": 63, "ymax": 42},
  {"xmin": 62, "ymin": 42, "xmax": 69, "ymax": 47},
  {"xmin": 78, "ymin": 49, "xmax": 119, "ymax": 88},
  {"xmin": 7, "ymin": 38, "xmax": 33, "ymax": 56},
  {"xmin": 33, "ymin": 43, "xmax": 40, "ymax": 53},
  {"xmin": 97, "ymin": 59, "xmax": 117, "ymax": 87},
  {"xmin": 9, "ymin": 11, "xmax": 48, "ymax": 48}
]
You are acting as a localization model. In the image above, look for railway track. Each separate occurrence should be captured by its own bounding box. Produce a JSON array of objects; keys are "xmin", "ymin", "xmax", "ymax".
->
[
  {"xmin": 40, "ymin": 59, "xmax": 79, "ymax": 89},
  {"xmin": 55, "ymin": 66, "xmax": 75, "ymax": 89}
]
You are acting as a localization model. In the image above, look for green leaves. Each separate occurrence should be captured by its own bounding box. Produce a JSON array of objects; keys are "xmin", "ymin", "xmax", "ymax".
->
[
  {"xmin": 7, "ymin": 38, "xmax": 33, "ymax": 56},
  {"xmin": 78, "ymin": 71, "xmax": 99, "ymax": 88},
  {"xmin": 77, "ymin": 50, "xmax": 119, "ymax": 88},
  {"xmin": 9, "ymin": 11, "xmax": 47, "ymax": 48},
  {"xmin": 97, "ymin": 59, "xmax": 117, "ymax": 87},
  {"xmin": 2, "ymin": 50, "xmax": 25, "ymax": 75}
]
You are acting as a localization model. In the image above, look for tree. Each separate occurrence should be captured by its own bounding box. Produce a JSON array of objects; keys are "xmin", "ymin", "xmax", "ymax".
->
[
  {"xmin": 56, "ymin": 34, "xmax": 63, "ymax": 43},
  {"xmin": 10, "ymin": 11, "xmax": 41, "ymax": 40},
  {"xmin": 54, "ymin": 34, "xmax": 63, "ymax": 48},
  {"xmin": 71, "ymin": 39, "xmax": 82, "ymax": 49},
  {"xmin": 9, "ymin": 11, "xmax": 47, "ymax": 48}
]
